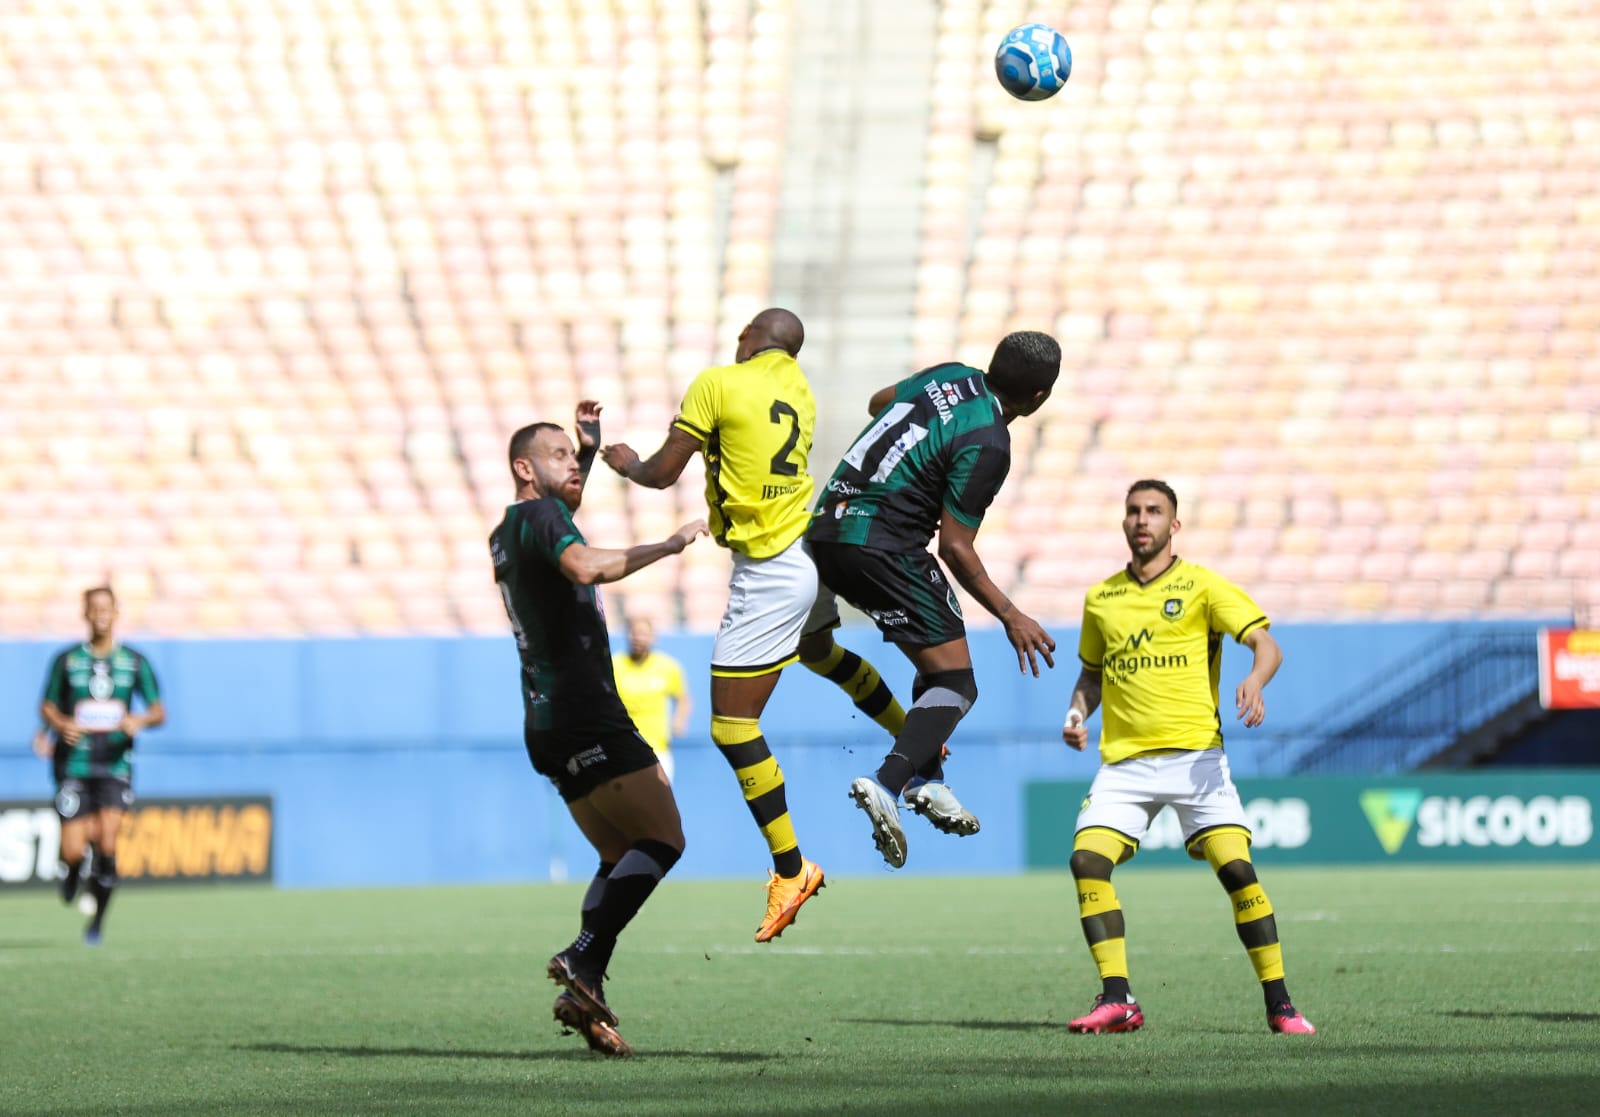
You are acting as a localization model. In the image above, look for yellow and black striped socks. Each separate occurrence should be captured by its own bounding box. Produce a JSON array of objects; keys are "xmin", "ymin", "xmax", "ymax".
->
[
  {"xmin": 1203, "ymin": 830, "xmax": 1290, "ymax": 1005},
  {"xmin": 802, "ymin": 643, "xmax": 906, "ymax": 736},
  {"xmin": 1071, "ymin": 830, "xmax": 1134, "ymax": 1001},
  {"xmin": 711, "ymin": 715, "xmax": 803, "ymax": 878}
]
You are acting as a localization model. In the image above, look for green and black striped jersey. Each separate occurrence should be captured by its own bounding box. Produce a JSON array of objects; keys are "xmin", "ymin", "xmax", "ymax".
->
[
  {"xmin": 40, "ymin": 644, "xmax": 160, "ymax": 780},
  {"xmin": 808, "ymin": 363, "xmax": 1011, "ymax": 552},
  {"xmin": 490, "ymin": 497, "xmax": 633, "ymax": 734}
]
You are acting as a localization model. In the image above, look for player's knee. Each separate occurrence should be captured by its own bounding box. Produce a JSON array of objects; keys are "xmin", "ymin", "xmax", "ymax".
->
[
  {"xmin": 797, "ymin": 630, "xmax": 832, "ymax": 666},
  {"xmin": 634, "ymin": 837, "xmax": 683, "ymax": 874},
  {"xmin": 1214, "ymin": 859, "xmax": 1257, "ymax": 894},
  {"xmin": 1069, "ymin": 849, "xmax": 1115, "ymax": 881},
  {"xmin": 917, "ymin": 668, "xmax": 978, "ymax": 711}
]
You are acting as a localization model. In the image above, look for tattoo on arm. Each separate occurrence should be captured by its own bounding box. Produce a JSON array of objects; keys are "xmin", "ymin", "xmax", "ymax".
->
[{"xmin": 1074, "ymin": 669, "xmax": 1102, "ymax": 718}]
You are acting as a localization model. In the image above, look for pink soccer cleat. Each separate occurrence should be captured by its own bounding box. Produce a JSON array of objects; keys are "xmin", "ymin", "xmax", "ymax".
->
[
  {"xmin": 1067, "ymin": 994, "xmax": 1145, "ymax": 1034},
  {"xmin": 1268, "ymin": 1004, "xmax": 1316, "ymax": 1034}
]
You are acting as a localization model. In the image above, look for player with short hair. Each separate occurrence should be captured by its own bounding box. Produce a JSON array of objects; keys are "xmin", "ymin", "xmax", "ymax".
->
[
  {"xmin": 1060, "ymin": 479, "xmax": 1314, "ymax": 1035},
  {"xmin": 806, "ymin": 331, "xmax": 1062, "ymax": 866},
  {"xmin": 602, "ymin": 308, "xmax": 842, "ymax": 942},
  {"xmin": 493, "ymin": 402, "xmax": 708, "ymax": 1057},
  {"xmin": 611, "ymin": 617, "xmax": 691, "ymax": 783},
  {"xmin": 39, "ymin": 586, "xmax": 164, "ymax": 945}
]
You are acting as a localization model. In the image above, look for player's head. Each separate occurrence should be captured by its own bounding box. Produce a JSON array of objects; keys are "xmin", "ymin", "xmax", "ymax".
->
[
  {"xmin": 83, "ymin": 585, "xmax": 117, "ymax": 639},
  {"xmin": 627, "ymin": 617, "xmax": 656, "ymax": 660},
  {"xmin": 1123, "ymin": 479, "xmax": 1180, "ymax": 563},
  {"xmin": 985, "ymin": 331, "xmax": 1060, "ymax": 417},
  {"xmin": 736, "ymin": 307, "xmax": 804, "ymax": 362},
  {"xmin": 508, "ymin": 422, "xmax": 583, "ymax": 508}
]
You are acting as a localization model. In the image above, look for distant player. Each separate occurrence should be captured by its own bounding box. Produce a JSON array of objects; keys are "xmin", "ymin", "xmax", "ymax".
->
[
  {"xmin": 492, "ymin": 402, "xmax": 708, "ymax": 1057},
  {"xmin": 602, "ymin": 307, "xmax": 840, "ymax": 942},
  {"xmin": 807, "ymin": 331, "xmax": 1062, "ymax": 867},
  {"xmin": 611, "ymin": 617, "xmax": 691, "ymax": 783},
  {"xmin": 1060, "ymin": 479, "xmax": 1314, "ymax": 1035},
  {"xmin": 39, "ymin": 586, "xmax": 165, "ymax": 945}
]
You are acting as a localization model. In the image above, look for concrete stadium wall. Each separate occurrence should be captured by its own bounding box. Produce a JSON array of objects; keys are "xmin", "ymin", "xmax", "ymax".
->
[{"xmin": 0, "ymin": 621, "xmax": 1575, "ymax": 887}]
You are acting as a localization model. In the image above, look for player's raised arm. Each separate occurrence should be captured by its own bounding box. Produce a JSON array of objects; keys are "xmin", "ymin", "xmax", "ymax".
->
[
  {"xmin": 601, "ymin": 426, "xmax": 700, "ymax": 489},
  {"xmin": 574, "ymin": 400, "xmax": 602, "ymax": 487},
  {"xmin": 936, "ymin": 510, "xmax": 1056, "ymax": 676},
  {"xmin": 1062, "ymin": 667, "xmax": 1102, "ymax": 750},
  {"xmin": 1235, "ymin": 627, "xmax": 1282, "ymax": 728},
  {"xmin": 558, "ymin": 520, "xmax": 708, "ymax": 586}
]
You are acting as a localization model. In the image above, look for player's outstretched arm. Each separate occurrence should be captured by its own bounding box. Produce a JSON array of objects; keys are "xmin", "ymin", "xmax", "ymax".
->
[
  {"xmin": 1235, "ymin": 627, "xmax": 1282, "ymax": 728},
  {"xmin": 936, "ymin": 511, "xmax": 1056, "ymax": 676},
  {"xmin": 559, "ymin": 520, "xmax": 709, "ymax": 586},
  {"xmin": 1062, "ymin": 668, "xmax": 1102, "ymax": 750},
  {"xmin": 600, "ymin": 427, "xmax": 701, "ymax": 489},
  {"xmin": 574, "ymin": 400, "xmax": 602, "ymax": 488}
]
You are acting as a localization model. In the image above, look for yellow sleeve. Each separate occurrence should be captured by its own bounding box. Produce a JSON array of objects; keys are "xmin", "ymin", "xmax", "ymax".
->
[
  {"xmin": 1077, "ymin": 598, "xmax": 1105, "ymax": 669},
  {"xmin": 672, "ymin": 368, "xmax": 719, "ymax": 443},
  {"xmin": 1207, "ymin": 573, "xmax": 1269, "ymax": 642}
]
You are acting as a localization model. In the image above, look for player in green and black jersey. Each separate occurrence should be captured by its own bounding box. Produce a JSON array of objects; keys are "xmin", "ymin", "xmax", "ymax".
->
[
  {"xmin": 491, "ymin": 400, "xmax": 707, "ymax": 1057},
  {"xmin": 804, "ymin": 331, "xmax": 1061, "ymax": 868},
  {"xmin": 39, "ymin": 586, "xmax": 164, "ymax": 944}
]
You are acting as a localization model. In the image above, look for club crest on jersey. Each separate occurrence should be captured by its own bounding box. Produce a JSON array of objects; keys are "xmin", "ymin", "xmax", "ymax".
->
[{"xmin": 1163, "ymin": 598, "xmax": 1185, "ymax": 620}]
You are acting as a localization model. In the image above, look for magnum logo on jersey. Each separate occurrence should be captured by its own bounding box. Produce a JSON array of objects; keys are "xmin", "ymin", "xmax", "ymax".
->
[{"xmin": 1103, "ymin": 628, "xmax": 1189, "ymax": 682}]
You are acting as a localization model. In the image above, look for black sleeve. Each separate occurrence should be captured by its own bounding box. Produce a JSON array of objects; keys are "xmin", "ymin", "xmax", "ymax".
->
[
  {"xmin": 523, "ymin": 499, "xmax": 584, "ymax": 567},
  {"xmin": 945, "ymin": 438, "xmax": 1011, "ymax": 527},
  {"xmin": 575, "ymin": 416, "xmax": 600, "ymax": 483}
]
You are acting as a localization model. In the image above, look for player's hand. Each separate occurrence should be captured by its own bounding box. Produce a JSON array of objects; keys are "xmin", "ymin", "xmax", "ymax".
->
[
  {"xmin": 575, "ymin": 400, "xmax": 602, "ymax": 448},
  {"xmin": 31, "ymin": 730, "xmax": 52, "ymax": 759},
  {"xmin": 1236, "ymin": 676, "xmax": 1266, "ymax": 728},
  {"xmin": 57, "ymin": 723, "xmax": 83, "ymax": 745},
  {"xmin": 1002, "ymin": 610, "xmax": 1056, "ymax": 676},
  {"xmin": 668, "ymin": 519, "xmax": 709, "ymax": 553},
  {"xmin": 118, "ymin": 714, "xmax": 146, "ymax": 738},
  {"xmin": 1062, "ymin": 708, "xmax": 1088, "ymax": 751},
  {"xmin": 601, "ymin": 443, "xmax": 641, "ymax": 479}
]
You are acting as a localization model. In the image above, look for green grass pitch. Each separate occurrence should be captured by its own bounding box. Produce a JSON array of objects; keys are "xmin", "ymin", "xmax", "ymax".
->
[{"xmin": 4, "ymin": 865, "xmax": 1598, "ymax": 1116}]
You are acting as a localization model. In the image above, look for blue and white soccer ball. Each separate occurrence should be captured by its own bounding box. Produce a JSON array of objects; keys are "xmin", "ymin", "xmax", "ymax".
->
[{"xmin": 994, "ymin": 23, "xmax": 1072, "ymax": 102}]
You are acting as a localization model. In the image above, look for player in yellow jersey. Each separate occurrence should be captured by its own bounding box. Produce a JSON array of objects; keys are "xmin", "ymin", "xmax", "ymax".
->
[
  {"xmin": 1060, "ymin": 480, "xmax": 1315, "ymax": 1036},
  {"xmin": 611, "ymin": 618, "xmax": 691, "ymax": 783},
  {"xmin": 603, "ymin": 308, "xmax": 851, "ymax": 941}
]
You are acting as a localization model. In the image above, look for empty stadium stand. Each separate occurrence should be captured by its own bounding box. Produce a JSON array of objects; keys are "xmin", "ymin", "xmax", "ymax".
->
[{"xmin": 0, "ymin": 0, "xmax": 1590, "ymax": 637}]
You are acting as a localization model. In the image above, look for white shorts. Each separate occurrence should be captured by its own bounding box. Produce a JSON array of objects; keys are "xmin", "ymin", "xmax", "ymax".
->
[
  {"xmin": 1075, "ymin": 748, "xmax": 1250, "ymax": 857},
  {"xmin": 802, "ymin": 584, "xmax": 841, "ymax": 638},
  {"xmin": 711, "ymin": 535, "xmax": 819, "ymax": 677}
]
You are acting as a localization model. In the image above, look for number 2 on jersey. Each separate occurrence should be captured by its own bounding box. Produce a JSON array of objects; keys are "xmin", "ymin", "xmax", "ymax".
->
[{"xmin": 768, "ymin": 400, "xmax": 802, "ymax": 476}]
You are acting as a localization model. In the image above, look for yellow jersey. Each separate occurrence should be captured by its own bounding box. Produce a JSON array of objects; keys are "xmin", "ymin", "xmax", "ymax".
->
[
  {"xmin": 1078, "ymin": 558, "xmax": 1269, "ymax": 764},
  {"xmin": 672, "ymin": 348, "xmax": 815, "ymax": 558},
  {"xmin": 611, "ymin": 650, "xmax": 687, "ymax": 755}
]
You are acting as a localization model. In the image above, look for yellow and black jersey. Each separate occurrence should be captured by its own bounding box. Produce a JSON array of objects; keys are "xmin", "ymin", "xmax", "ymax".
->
[
  {"xmin": 673, "ymin": 348, "xmax": 815, "ymax": 558},
  {"xmin": 1078, "ymin": 558, "xmax": 1269, "ymax": 764}
]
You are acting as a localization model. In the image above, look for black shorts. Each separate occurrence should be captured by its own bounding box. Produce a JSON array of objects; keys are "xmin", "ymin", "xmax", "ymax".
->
[
  {"xmin": 810, "ymin": 541, "xmax": 967, "ymax": 648},
  {"xmin": 525, "ymin": 725, "xmax": 659, "ymax": 803},
  {"xmin": 56, "ymin": 777, "xmax": 134, "ymax": 820}
]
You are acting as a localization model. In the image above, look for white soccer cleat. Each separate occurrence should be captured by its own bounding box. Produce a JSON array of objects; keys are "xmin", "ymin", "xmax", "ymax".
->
[
  {"xmin": 849, "ymin": 777, "xmax": 907, "ymax": 868},
  {"xmin": 903, "ymin": 781, "xmax": 981, "ymax": 836}
]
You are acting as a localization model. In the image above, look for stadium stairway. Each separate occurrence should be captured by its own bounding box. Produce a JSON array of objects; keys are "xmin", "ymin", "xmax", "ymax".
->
[
  {"xmin": 1288, "ymin": 625, "xmax": 1546, "ymax": 773},
  {"xmin": 770, "ymin": 0, "xmax": 936, "ymax": 471}
]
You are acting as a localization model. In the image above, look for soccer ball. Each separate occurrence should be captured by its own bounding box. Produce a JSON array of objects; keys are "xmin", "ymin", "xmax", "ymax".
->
[{"xmin": 994, "ymin": 23, "xmax": 1072, "ymax": 102}]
